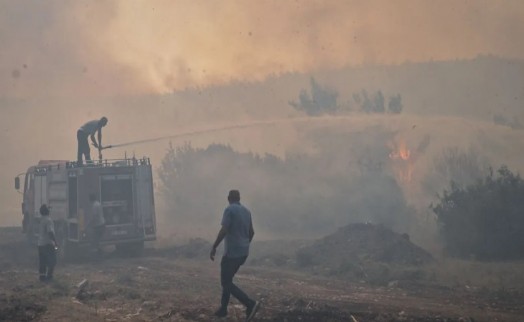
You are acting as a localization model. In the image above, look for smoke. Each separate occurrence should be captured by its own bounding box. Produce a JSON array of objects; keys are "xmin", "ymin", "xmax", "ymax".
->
[
  {"xmin": 1, "ymin": 0, "xmax": 524, "ymax": 97},
  {"xmin": 1, "ymin": 0, "xmax": 523, "ymax": 247}
]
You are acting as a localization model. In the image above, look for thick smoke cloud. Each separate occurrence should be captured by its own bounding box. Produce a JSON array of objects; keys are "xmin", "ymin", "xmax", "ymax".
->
[
  {"xmin": 1, "ymin": 1, "xmax": 523, "ymax": 244},
  {"xmin": 1, "ymin": 0, "xmax": 524, "ymax": 97}
]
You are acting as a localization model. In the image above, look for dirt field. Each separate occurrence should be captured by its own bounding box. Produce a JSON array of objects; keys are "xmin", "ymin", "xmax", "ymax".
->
[{"xmin": 1, "ymin": 226, "xmax": 523, "ymax": 322}]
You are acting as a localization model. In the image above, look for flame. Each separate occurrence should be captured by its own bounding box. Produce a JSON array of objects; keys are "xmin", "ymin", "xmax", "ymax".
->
[
  {"xmin": 389, "ymin": 138, "xmax": 413, "ymax": 183},
  {"xmin": 389, "ymin": 140, "xmax": 411, "ymax": 161}
]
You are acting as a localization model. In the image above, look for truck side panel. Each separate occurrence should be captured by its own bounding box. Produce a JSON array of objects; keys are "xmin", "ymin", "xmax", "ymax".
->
[
  {"xmin": 135, "ymin": 165, "xmax": 156, "ymax": 239},
  {"xmin": 48, "ymin": 168, "xmax": 68, "ymax": 221}
]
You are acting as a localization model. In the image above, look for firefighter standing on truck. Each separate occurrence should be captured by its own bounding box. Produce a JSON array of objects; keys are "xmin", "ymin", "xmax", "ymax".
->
[{"xmin": 77, "ymin": 117, "xmax": 108, "ymax": 165}]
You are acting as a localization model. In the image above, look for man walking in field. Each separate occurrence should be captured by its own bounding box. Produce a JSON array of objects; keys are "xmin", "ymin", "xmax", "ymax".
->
[
  {"xmin": 210, "ymin": 190, "xmax": 260, "ymax": 321},
  {"xmin": 77, "ymin": 117, "xmax": 108, "ymax": 165},
  {"xmin": 38, "ymin": 204, "xmax": 57, "ymax": 282}
]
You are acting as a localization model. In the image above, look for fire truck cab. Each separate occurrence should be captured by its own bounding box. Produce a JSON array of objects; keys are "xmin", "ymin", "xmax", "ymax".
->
[{"xmin": 15, "ymin": 158, "xmax": 157, "ymax": 258}]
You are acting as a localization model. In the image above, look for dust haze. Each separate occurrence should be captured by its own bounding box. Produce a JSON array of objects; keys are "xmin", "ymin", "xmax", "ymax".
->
[{"xmin": 1, "ymin": 1, "xmax": 524, "ymax": 248}]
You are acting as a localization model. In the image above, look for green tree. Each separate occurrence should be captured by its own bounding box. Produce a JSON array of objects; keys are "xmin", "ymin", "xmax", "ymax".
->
[
  {"xmin": 388, "ymin": 94, "xmax": 403, "ymax": 114},
  {"xmin": 289, "ymin": 77, "xmax": 338, "ymax": 116},
  {"xmin": 358, "ymin": 89, "xmax": 374, "ymax": 113},
  {"xmin": 353, "ymin": 90, "xmax": 400, "ymax": 114},
  {"xmin": 373, "ymin": 90, "xmax": 385, "ymax": 113},
  {"xmin": 431, "ymin": 166, "xmax": 524, "ymax": 260}
]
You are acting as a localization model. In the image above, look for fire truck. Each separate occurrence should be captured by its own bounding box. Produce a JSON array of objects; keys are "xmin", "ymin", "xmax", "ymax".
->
[{"xmin": 14, "ymin": 158, "xmax": 157, "ymax": 258}]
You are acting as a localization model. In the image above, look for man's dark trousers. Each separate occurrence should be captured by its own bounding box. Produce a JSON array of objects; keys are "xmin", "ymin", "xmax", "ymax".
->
[
  {"xmin": 92, "ymin": 224, "xmax": 105, "ymax": 254},
  {"xmin": 38, "ymin": 244, "xmax": 56, "ymax": 280},
  {"xmin": 77, "ymin": 129, "xmax": 91, "ymax": 164},
  {"xmin": 220, "ymin": 256, "xmax": 254, "ymax": 309}
]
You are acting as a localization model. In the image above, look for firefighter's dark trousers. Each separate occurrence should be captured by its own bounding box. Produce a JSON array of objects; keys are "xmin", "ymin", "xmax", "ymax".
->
[
  {"xmin": 77, "ymin": 129, "xmax": 91, "ymax": 164},
  {"xmin": 38, "ymin": 244, "xmax": 56, "ymax": 281},
  {"xmin": 92, "ymin": 225, "xmax": 106, "ymax": 254}
]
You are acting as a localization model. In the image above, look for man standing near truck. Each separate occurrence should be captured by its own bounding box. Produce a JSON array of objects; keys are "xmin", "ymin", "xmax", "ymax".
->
[
  {"xmin": 38, "ymin": 204, "xmax": 57, "ymax": 282},
  {"xmin": 210, "ymin": 190, "xmax": 260, "ymax": 321},
  {"xmin": 88, "ymin": 193, "xmax": 106, "ymax": 256},
  {"xmin": 77, "ymin": 117, "xmax": 108, "ymax": 165}
]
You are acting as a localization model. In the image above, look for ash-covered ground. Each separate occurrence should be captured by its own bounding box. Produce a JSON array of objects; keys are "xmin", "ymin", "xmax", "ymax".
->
[{"xmin": 1, "ymin": 225, "xmax": 523, "ymax": 322}]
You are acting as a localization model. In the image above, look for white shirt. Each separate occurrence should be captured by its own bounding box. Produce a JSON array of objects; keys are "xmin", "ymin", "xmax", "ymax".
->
[
  {"xmin": 90, "ymin": 200, "xmax": 106, "ymax": 227},
  {"xmin": 37, "ymin": 216, "xmax": 55, "ymax": 246}
]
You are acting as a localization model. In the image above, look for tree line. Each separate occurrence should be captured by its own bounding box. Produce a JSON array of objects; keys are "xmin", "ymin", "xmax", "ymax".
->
[{"xmin": 289, "ymin": 77, "xmax": 403, "ymax": 116}]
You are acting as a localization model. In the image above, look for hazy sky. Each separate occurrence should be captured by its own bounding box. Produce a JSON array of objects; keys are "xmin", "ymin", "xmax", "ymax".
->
[{"xmin": 1, "ymin": 0, "xmax": 523, "ymax": 98}]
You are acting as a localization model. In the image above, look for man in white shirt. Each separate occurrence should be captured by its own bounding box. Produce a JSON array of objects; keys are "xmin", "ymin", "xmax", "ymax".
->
[
  {"xmin": 88, "ymin": 193, "xmax": 106, "ymax": 255},
  {"xmin": 77, "ymin": 117, "xmax": 108, "ymax": 165},
  {"xmin": 37, "ymin": 204, "xmax": 57, "ymax": 282}
]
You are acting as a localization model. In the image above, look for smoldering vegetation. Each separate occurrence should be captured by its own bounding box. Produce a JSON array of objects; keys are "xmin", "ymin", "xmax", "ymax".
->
[
  {"xmin": 155, "ymin": 119, "xmax": 498, "ymax": 245},
  {"xmin": 157, "ymin": 125, "xmax": 417, "ymax": 240},
  {"xmin": 154, "ymin": 120, "xmax": 524, "ymax": 297},
  {"xmin": 156, "ymin": 116, "xmax": 524, "ymax": 264}
]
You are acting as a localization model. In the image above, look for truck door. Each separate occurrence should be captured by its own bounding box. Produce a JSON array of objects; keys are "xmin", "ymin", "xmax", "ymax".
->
[
  {"xmin": 34, "ymin": 172, "xmax": 48, "ymax": 215},
  {"xmin": 32, "ymin": 171, "xmax": 48, "ymax": 239},
  {"xmin": 22, "ymin": 172, "xmax": 34, "ymax": 232}
]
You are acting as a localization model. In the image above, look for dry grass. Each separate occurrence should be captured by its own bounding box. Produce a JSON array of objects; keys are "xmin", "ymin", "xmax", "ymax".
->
[{"xmin": 427, "ymin": 257, "xmax": 524, "ymax": 290}]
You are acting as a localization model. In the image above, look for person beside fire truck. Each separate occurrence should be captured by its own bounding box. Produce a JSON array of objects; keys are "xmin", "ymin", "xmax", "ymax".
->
[
  {"xmin": 37, "ymin": 204, "xmax": 57, "ymax": 282},
  {"xmin": 88, "ymin": 193, "xmax": 106, "ymax": 256},
  {"xmin": 77, "ymin": 117, "xmax": 108, "ymax": 165}
]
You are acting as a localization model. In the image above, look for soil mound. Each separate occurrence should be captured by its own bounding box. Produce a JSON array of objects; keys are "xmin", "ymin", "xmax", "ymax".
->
[{"xmin": 296, "ymin": 223, "xmax": 433, "ymax": 283}]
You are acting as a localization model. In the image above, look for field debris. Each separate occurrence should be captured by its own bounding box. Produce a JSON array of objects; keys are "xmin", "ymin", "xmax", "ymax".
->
[{"xmin": 75, "ymin": 278, "xmax": 89, "ymax": 299}]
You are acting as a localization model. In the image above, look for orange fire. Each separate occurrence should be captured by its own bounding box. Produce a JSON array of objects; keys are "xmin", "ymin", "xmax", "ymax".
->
[
  {"xmin": 388, "ymin": 138, "xmax": 413, "ymax": 183},
  {"xmin": 389, "ymin": 140, "xmax": 411, "ymax": 161}
]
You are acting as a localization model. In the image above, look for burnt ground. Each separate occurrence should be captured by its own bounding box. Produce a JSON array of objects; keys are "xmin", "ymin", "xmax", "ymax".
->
[{"xmin": 0, "ymin": 226, "xmax": 523, "ymax": 322}]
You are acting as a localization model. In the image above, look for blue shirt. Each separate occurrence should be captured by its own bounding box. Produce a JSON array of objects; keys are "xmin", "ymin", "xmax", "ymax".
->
[
  {"xmin": 221, "ymin": 202, "xmax": 252, "ymax": 258},
  {"xmin": 79, "ymin": 120, "xmax": 101, "ymax": 135}
]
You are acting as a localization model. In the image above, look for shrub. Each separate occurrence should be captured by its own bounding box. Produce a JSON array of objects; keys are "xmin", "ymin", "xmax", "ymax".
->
[{"xmin": 431, "ymin": 166, "xmax": 524, "ymax": 260}]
